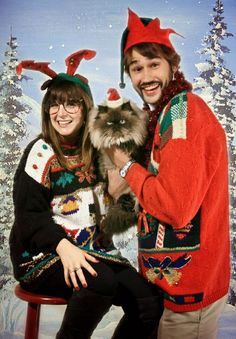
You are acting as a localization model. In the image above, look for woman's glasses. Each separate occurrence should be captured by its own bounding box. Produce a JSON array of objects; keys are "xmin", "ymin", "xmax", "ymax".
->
[{"xmin": 49, "ymin": 102, "xmax": 82, "ymax": 115}]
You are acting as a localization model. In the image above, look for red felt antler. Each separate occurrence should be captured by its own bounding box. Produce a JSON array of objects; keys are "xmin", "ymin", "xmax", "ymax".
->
[
  {"xmin": 16, "ymin": 49, "xmax": 96, "ymax": 86},
  {"xmin": 16, "ymin": 60, "xmax": 57, "ymax": 78},
  {"xmin": 65, "ymin": 49, "xmax": 96, "ymax": 76}
]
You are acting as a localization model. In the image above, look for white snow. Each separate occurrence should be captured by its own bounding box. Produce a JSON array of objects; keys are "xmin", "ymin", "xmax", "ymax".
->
[{"xmin": 1, "ymin": 295, "xmax": 235, "ymax": 338}]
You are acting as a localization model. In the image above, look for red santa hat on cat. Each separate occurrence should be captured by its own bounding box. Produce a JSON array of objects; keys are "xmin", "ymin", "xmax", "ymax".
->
[{"xmin": 106, "ymin": 88, "xmax": 124, "ymax": 108}]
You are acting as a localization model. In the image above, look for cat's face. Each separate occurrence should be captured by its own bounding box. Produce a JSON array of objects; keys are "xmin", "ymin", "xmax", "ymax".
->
[{"xmin": 88, "ymin": 100, "xmax": 147, "ymax": 150}]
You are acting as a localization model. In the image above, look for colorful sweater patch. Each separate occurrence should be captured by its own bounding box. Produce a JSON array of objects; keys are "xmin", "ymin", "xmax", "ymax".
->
[{"xmin": 159, "ymin": 91, "xmax": 187, "ymax": 148}]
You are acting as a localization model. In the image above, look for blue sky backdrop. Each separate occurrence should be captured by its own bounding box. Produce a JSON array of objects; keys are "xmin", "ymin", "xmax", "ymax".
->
[{"xmin": 0, "ymin": 0, "xmax": 235, "ymax": 105}]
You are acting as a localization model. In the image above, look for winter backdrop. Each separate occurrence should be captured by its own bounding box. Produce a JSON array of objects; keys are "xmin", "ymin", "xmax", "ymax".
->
[{"xmin": 0, "ymin": 0, "xmax": 236, "ymax": 338}]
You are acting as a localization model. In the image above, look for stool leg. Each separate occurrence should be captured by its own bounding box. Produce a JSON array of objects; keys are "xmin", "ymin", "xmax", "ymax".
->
[{"xmin": 25, "ymin": 302, "xmax": 41, "ymax": 339}]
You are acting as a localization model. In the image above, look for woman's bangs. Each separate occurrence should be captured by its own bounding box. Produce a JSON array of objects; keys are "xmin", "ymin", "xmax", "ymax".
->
[{"xmin": 48, "ymin": 82, "xmax": 82, "ymax": 104}]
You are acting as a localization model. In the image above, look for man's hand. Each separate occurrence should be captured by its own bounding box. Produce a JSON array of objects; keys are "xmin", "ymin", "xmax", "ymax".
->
[
  {"xmin": 107, "ymin": 168, "xmax": 129, "ymax": 201},
  {"xmin": 105, "ymin": 147, "xmax": 130, "ymax": 169}
]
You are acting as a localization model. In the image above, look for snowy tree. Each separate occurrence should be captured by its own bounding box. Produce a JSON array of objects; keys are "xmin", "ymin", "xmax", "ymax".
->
[
  {"xmin": 0, "ymin": 32, "xmax": 30, "ymax": 288},
  {"xmin": 193, "ymin": 0, "xmax": 236, "ymax": 305}
]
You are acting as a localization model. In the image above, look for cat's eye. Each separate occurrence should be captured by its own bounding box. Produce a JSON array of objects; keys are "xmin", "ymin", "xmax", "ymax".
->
[
  {"xmin": 120, "ymin": 120, "xmax": 126, "ymax": 124},
  {"xmin": 106, "ymin": 121, "xmax": 113, "ymax": 125}
]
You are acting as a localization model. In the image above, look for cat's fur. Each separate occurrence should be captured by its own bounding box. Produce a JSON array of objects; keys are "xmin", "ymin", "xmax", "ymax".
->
[{"xmin": 88, "ymin": 99, "xmax": 148, "ymax": 236}]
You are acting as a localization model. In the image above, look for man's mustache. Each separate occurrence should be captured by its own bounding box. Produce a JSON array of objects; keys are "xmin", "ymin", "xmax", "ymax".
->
[{"xmin": 140, "ymin": 81, "xmax": 163, "ymax": 90}]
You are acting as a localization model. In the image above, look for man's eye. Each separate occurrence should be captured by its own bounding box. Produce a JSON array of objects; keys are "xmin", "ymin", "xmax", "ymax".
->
[{"xmin": 132, "ymin": 66, "xmax": 142, "ymax": 72}]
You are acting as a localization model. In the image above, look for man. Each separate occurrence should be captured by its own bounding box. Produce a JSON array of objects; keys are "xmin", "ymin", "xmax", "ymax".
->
[{"xmin": 107, "ymin": 8, "xmax": 230, "ymax": 339}]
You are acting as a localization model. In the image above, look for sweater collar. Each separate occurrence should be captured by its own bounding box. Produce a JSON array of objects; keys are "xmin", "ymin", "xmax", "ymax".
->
[{"xmin": 143, "ymin": 71, "xmax": 192, "ymax": 167}]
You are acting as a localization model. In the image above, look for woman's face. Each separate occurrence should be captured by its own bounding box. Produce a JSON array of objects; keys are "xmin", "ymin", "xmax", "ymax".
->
[{"xmin": 49, "ymin": 101, "xmax": 85, "ymax": 143}]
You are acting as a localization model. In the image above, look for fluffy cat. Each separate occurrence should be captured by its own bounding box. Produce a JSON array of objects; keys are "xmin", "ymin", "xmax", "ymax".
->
[{"xmin": 88, "ymin": 88, "xmax": 148, "ymax": 237}]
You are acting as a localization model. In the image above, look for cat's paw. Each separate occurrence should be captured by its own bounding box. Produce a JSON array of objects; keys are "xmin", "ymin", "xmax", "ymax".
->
[
  {"xmin": 100, "ymin": 204, "xmax": 137, "ymax": 235},
  {"xmin": 117, "ymin": 193, "xmax": 135, "ymax": 212}
]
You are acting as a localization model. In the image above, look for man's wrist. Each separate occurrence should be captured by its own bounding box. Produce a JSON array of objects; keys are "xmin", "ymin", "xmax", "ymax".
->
[{"xmin": 119, "ymin": 159, "xmax": 136, "ymax": 178}]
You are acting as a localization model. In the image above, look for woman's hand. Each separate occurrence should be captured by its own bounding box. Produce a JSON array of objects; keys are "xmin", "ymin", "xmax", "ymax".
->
[{"xmin": 56, "ymin": 238, "xmax": 99, "ymax": 290}]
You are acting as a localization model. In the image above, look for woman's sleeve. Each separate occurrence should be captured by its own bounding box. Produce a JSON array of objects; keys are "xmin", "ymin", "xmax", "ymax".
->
[{"xmin": 13, "ymin": 144, "xmax": 68, "ymax": 253}]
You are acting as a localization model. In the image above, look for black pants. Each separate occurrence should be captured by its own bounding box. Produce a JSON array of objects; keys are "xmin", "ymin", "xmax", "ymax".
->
[{"xmin": 22, "ymin": 259, "xmax": 163, "ymax": 338}]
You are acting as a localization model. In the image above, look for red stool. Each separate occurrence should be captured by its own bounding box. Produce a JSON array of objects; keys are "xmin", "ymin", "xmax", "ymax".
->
[{"xmin": 15, "ymin": 284, "xmax": 68, "ymax": 339}]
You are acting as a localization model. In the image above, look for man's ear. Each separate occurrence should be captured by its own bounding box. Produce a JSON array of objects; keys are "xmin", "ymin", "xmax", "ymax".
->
[
  {"xmin": 172, "ymin": 66, "xmax": 179, "ymax": 80},
  {"xmin": 172, "ymin": 65, "xmax": 178, "ymax": 77}
]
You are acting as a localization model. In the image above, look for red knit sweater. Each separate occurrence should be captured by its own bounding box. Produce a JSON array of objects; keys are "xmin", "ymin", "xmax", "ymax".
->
[{"xmin": 126, "ymin": 91, "xmax": 230, "ymax": 312}]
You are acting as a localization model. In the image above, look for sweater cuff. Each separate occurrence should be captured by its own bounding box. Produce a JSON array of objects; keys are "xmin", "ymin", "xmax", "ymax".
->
[{"xmin": 125, "ymin": 162, "xmax": 148, "ymax": 187}]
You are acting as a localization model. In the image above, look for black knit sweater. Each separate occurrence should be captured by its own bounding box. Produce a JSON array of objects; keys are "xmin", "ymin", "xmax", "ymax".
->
[{"xmin": 9, "ymin": 138, "xmax": 129, "ymax": 286}]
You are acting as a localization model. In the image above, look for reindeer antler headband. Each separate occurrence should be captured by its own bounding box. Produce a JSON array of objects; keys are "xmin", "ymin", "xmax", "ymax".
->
[{"xmin": 16, "ymin": 49, "xmax": 96, "ymax": 98}]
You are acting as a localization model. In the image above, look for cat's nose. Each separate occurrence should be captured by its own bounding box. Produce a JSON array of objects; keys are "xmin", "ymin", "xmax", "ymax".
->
[{"xmin": 112, "ymin": 118, "xmax": 121, "ymax": 124}]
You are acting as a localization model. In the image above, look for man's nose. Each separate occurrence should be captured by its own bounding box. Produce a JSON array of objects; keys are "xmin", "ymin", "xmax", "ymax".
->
[{"xmin": 142, "ymin": 68, "xmax": 153, "ymax": 82}]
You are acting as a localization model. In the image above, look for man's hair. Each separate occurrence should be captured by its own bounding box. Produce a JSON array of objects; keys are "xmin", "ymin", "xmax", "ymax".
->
[
  {"xmin": 40, "ymin": 80, "xmax": 94, "ymax": 171},
  {"xmin": 124, "ymin": 43, "xmax": 181, "ymax": 75}
]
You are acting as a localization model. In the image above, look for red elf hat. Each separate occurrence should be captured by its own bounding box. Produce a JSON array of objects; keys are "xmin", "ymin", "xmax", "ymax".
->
[
  {"xmin": 125, "ymin": 8, "xmax": 178, "ymax": 53},
  {"xmin": 119, "ymin": 8, "xmax": 181, "ymax": 88}
]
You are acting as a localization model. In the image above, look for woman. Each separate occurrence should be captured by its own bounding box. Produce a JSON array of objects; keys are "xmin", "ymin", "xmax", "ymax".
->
[{"xmin": 9, "ymin": 50, "xmax": 162, "ymax": 339}]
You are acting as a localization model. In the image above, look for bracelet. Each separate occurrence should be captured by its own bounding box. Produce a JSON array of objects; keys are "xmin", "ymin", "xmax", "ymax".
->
[{"xmin": 119, "ymin": 159, "xmax": 136, "ymax": 178}]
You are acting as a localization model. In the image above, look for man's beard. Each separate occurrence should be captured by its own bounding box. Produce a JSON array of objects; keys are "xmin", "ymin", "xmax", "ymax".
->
[{"xmin": 138, "ymin": 70, "xmax": 173, "ymax": 103}]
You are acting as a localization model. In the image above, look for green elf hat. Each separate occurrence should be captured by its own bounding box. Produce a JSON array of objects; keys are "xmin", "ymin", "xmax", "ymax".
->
[
  {"xmin": 119, "ymin": 8, "xmax": 180, "ymax": 88},
  {"xmin": 16, "ymin": 49, "xmax": 96, "ymax": 99}
]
